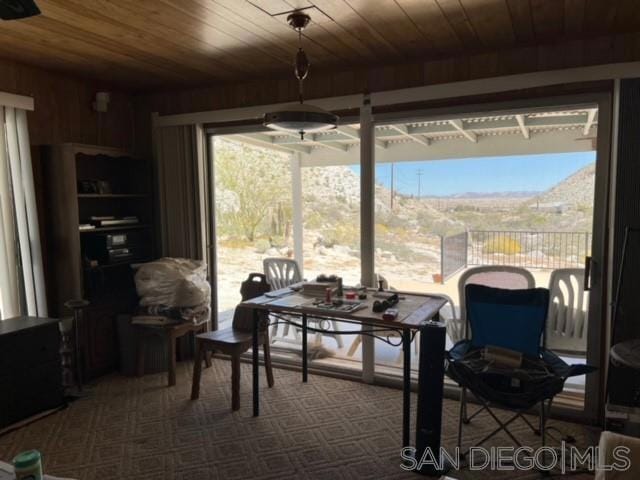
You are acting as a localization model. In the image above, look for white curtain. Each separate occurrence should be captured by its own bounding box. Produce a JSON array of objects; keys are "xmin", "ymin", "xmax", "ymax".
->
[{"xmin": 0, "ymin": 106, "xmax": 47, "ymax": 319}]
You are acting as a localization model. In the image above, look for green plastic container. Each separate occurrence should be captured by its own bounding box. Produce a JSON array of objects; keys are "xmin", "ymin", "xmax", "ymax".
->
[{"xmin": 13, "ymin": 450, "xmax": 43, "ymax": 480}]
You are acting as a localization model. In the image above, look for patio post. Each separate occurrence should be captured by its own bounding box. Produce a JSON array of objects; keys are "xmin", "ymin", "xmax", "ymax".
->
[
  {"xmin": 291, "ymin": 152, "xmax": 304, "ymax": 277},
  {"xmin": 360, "ymin": 93, "xmax": 376, "ymax": 384}
]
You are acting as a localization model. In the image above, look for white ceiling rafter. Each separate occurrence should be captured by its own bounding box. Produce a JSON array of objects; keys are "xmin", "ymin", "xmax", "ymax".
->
[
  {"xmin": 235, "ymin": 109, "xmax": 598, "ymax": 158},
  {"xmin": 448, "ymin": 119, "xmax": 477, "ymax": 143},
  {"xmin": 389, "ymin": 124, "xmax": 430, "ymax": 147},
  {"xmin": 583, "ymin": 109, "xmax": 597, "ymax": 135},
  {"xmin": 515, "ymin": 115, "xmax": 530, "ymax": 139}
]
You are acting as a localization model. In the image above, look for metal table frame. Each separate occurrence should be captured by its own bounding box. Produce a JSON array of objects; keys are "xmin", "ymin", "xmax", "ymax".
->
[{"xmin": 246, "ymin": 295, "xmax": 448, "ymax": 475}]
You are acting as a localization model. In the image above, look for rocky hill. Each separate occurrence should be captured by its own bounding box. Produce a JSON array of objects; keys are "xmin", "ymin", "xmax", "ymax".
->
[{"xmin": 529, "ymin": 163, "xmax": 596, "ymax": 209}]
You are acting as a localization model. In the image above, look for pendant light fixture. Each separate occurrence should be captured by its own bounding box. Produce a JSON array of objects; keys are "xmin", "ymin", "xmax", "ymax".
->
[{"xmin": 264, "ymin": 11, "xmax": 338, "ymax": 140}]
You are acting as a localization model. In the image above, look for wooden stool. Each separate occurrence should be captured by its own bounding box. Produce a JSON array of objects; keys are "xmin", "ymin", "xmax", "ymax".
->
[
  {"xmin": 192, "ymin": 272, "xmax": 275, "ymax": 411},
  {"xmin": 136, "ymin": 320, "xmax": 210, "ymax": 386},
  {"xmin": 191, "ymin": 328, "xmax": 273, "ymax": 411}
]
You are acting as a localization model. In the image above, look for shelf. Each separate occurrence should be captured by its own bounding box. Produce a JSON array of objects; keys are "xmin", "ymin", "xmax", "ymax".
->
[
  {"xmin": 85, "ymin": 258, "xmax": 152, "ymax": 270},
  {"xmin": 79, "ymin": 224, "xmax": 151, "ymax": 234},
  {"xmin": 78, "ymin": 194, "xmax": 149, "ymax": 198}
]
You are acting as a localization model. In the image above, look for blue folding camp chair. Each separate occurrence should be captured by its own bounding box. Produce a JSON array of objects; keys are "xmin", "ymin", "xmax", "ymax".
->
[{"xmin": 447, "ymin": 284, "xmax": 595, "ymax": 455}]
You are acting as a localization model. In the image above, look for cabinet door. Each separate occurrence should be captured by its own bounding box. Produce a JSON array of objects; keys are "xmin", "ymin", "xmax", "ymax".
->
[{"xmin": 82, "ymin": 306, "xmax": 117, "ymax": 379}]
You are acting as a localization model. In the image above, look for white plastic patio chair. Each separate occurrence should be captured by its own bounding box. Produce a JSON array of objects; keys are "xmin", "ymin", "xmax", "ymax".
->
[
  {"xmin": 451, "ymin": 265, "xmax": 536, "ymax": 343},
  {"xmin": 545, "ymin": 268, "xmax": 588, "ymax": 357},
  {"xmin": 263, "ymin": 257, "xmax": 343, "ymax": 348}
]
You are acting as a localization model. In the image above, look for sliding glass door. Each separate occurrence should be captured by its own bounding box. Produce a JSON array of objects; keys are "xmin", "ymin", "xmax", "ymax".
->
[
  {"xmin": 204, "ymin": 92, "xmax": 611, "ymax": 422},
  {"xmin": 369, "ymin": 97, "xmax": 611, "ymax": 421},
  {"xmin": 207, "ymin": 123, "xmax": 364, "ymax": 374}
]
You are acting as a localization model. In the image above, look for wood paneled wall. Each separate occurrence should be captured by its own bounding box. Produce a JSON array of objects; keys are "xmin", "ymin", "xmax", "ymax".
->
[
  {"xmin": 134, "ymin": 32, "xmax": 640, "ymax": 156},
  {"xmin": 0, "ymin": 57, "xmax": 134, "ymax": 150},
  {"xmin": 0, "ymin": 57, "xmax": 136, "ymax": 303}
]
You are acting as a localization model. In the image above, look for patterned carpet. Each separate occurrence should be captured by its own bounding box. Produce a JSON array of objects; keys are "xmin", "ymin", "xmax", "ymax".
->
[{"xmin": 0, "ymin": 358, "xmax": 598, "ymax": 479}]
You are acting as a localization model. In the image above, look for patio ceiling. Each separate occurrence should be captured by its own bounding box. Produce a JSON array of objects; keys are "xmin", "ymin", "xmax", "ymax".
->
[{"xmin": 228, "ymin": 108, "xmax": 599, "ymax": 166}]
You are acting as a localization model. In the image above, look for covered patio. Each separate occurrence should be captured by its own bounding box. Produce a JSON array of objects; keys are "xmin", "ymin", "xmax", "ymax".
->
[{"xmin": 212, "ymin": 106, "xmax": 597, "ymax": 407}]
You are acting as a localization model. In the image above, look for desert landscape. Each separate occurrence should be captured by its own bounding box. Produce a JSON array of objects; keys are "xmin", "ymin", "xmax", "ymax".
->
[{"xmin": 214, "ymin": 138, "xmax": 595, "ymax": 314}]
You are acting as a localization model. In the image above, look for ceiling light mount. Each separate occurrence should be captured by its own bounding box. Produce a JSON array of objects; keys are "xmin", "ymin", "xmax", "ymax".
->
[
  {"xmin": 263, "ymin": 10, "xmax": 338, "ymax": 141},
  {"xmin": 286, "ymin": 11, "xmax": 311, "ymax": 32}
]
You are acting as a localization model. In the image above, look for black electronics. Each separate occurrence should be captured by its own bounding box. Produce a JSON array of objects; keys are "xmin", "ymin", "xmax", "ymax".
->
[
  {"xmin": 83, "ymin": 231, "xmax": 146, "ymax": 265},
  {"xmin": 373, "ymin": 293, "xmax": 399, "ymax": 312},
  {"xmin": 0, "ymin": 0, "xmax": 40, "ymax": 20}
]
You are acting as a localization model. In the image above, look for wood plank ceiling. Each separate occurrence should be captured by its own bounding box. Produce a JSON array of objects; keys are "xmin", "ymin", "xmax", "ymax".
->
[{"xmin": 0, "ymin": 0, "xmax": 638, "ymax": 90}]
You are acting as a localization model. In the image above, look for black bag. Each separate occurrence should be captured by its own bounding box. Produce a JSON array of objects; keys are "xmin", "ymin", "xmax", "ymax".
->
[
  {"xmin": 232, "ymin": 273, "xmax": 271, "ymax": 332},
  {"xmin": 448, "ymin": 348, "xmax": 565, "ymax": 410}
]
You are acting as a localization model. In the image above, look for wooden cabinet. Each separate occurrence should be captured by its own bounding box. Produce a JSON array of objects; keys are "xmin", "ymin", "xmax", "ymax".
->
[
  {"xmin": 0, "ymin": 317, "xmax": 64, "ymax": 429},
  {"xmin": 40, "ymin": 144, "xmax": 155, "ymax": 381}
]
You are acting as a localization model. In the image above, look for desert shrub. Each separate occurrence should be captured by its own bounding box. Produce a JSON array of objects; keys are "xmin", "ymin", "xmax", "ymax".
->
[
  {"xmin": 483, "ymin": 237, "xmax": 523, "ymax": 255},
  {"xmin": 322, "ymin": 224, "xmax": 359, "ymax": 249},
  {"xmin": 219, "ymin": 238, "xmax": 253, "ymax": 249},
  {"xmin": 376, "ymin": 223, "xmax": 390, "ymax": 235},
  {"xmin": 254, "ymin": 239, "xmax": 271, "ymax": 254}
]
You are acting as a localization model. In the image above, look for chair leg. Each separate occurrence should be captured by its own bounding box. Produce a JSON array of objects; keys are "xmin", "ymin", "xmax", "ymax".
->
[
  {"xmin": 204, "ymin": 350, "xmax": 212, "ymax": 368},
  {"xmin": 270, "ymin": 322, "xmax": 279, "ymax": 343},
  {"xmin": 191, "ymin": 341, "xmax": 204, "ymax": 400},
  {"xmin": 167, "ymin": 331, "xmax": 177, "ymax": 387},
  {"xmin": 458, "ymin": 387, "xmax": 465, "ymax": 453},
  {"xmin": 346, "ymin": 335, "xmax": 361, "ymax": 357},
  {"xmin": 263, "ymin": 340, "xmax": 274, "ymax": 388},
  {"xmin": 540, "ymin": 400, "xmax": 546, "ymax": 447},
  {"xmin": 331, "ymin": 321, "xmax": 343, "ymax": 348},
  {"xmin": 461, "ymin": 387, "xmax": 469, "ymax": 424},
  {"xmin": 231, "ymin": 354, "xmax": 241, "ymax": 411}
]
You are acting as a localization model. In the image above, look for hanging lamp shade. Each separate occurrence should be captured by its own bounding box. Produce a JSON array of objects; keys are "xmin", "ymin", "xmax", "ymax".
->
[
  {"xmin": 264, "ymin": 11, "xmax": 338, "ymax": 140},
  {"xmin": 264, "ymin": 103, "xmax": 338, "ymax": 135}
]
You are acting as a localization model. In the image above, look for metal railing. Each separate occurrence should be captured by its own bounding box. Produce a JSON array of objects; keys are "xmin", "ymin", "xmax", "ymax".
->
[
  {"xmin": 468, "ymin": 230, "xmax": 591, "ymax": 270},
  {"xmin": 440, "ymin": 231, "xmax": 468, "ymax": 283}
]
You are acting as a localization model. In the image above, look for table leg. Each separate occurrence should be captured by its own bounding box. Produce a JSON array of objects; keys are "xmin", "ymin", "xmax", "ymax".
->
[
  {"xmin": 402, "ymin": 328, "xmax": 411, "ymax": 449},
  {"xmin": 302, "ymin": 313, "xmax": 308, "ymax": 383},
  {"xmin": 252, "ymin": 308, "xmax": 259, "ymax": 417}
]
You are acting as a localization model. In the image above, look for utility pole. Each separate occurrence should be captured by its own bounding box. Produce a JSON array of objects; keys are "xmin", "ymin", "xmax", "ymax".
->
[
  {"xmin": 390, "ymin": 162, "xmax": 395, "ymax": 209},
  {"xmin": 416, "ymin": 169, "xmax": 423, "ymax": 198}
]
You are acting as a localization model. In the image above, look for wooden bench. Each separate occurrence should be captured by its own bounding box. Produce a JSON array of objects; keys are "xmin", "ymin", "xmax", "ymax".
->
[{"xmin": 135, "ymin": 320, "xmax": 210, "ymax": 387}]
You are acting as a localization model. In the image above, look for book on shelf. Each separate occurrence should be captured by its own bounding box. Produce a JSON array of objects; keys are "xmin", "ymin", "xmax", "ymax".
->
[
  {"xmin": 79, "ymin": 224, "xmax": 96, "ymax": 231},
  {"xmin": 97, "ymin": 218, "xmax": 139, "ymax": 227}
]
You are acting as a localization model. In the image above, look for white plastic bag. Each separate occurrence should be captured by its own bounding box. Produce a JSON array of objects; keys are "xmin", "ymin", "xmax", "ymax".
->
[{"xmin": 135, "ymin": 258, "xmax": 211, "ymax": 308}]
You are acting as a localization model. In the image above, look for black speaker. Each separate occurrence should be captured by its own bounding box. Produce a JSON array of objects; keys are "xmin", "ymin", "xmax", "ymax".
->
[
  {"xmin": 415, "ymin": 320, "xmax": 449, "ymax": 476},
  {"xmin": 0, "ymin": 0, "xmax": 40, "ymax": 20},
  {"xmin": 608, "ymin": 340, "xmax": 640, "ymax": 408}
]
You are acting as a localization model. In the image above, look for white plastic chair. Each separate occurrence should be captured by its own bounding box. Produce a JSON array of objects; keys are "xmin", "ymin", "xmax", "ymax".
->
[
  {"xmin": 545, "ymin": 268, "xmax": 588, "ymax": 356},
  {"xmin": 263, "ymin": 258, "xmax": 343, "ymax": 348},
  {"xmin": 451, "ymin": 265, "xmax": 536, "ymax": 343}
]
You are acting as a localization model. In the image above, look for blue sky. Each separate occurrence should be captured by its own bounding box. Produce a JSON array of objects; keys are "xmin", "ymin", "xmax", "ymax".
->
[{"xmin": 350, "ymin": 151, "xmax": 595, "ymax": 197}]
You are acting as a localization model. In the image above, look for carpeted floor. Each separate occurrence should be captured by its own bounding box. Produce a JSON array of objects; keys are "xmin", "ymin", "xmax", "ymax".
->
[{"xmin": 0, "ymin": 359, "xmax": 598, "ymax": 479}]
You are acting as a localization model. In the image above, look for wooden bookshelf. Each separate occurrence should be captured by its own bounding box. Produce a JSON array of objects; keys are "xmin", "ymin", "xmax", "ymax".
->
[{"xmin": 41, "ymin": 143, "xmax": 155, "ymax": 380}]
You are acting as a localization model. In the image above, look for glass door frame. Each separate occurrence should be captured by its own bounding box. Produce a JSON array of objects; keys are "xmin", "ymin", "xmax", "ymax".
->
[
  {"xmin": 201, "ymin": 90, "xmax": 613, "ymax": 424},
  {"xmin": 364, "ymin": 91, "xmax": 613, "ymax": 423}
]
